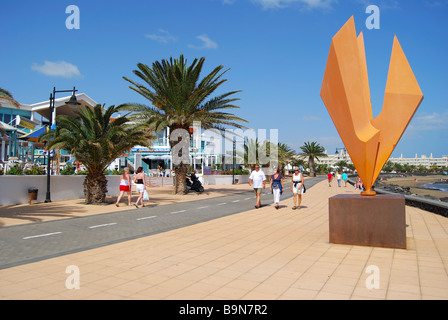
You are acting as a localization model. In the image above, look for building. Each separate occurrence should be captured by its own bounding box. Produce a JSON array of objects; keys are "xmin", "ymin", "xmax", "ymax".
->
[
  {"xmin": 315, "ymin": 149, "xmax": 352, "ymax": 168},
  {"xmin": 1, "ymin": 99, "xmax": 34, "ymax": 162},
  {"xmin": 123, "ymin": 127, "xmax": 230, "ymax": 175},
  {"xmin": 2, "ymin": 92, "xmax": 231, "ymax": 175},
  {"xmin": 389, "ymin": 154, "xmax": 448, "ymax": 168},
  {"xmin": 0, "ymin": 93, "xmax": 97, "ymax": 165},
  {"xmin": 314, "ymin": 149, "xmax": 448, "ymax": 170}
]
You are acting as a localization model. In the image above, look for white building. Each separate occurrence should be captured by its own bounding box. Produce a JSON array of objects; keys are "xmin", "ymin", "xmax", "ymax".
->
[
  {"xmin": 315, "ymin": 149, "xmax": 352, "ymax": 168},
  {"xmin": 314, "ymin": 150, "xmax": 447, "ymax": 169},
  {"xmin": 389, "ymin": 154, "xmax": 448, "ymax": 168}
]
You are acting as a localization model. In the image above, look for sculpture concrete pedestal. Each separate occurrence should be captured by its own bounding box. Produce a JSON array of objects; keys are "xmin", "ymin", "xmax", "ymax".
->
[{"xmin": 329, "ymin": 194, "xmax": 406, "ymax": 249}]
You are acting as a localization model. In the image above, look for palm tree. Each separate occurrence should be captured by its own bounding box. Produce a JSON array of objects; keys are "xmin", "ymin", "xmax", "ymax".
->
[
  {"xmin": 237, "ymin": 138, "xmax": 262, "ymax": 168},
  {"xmin": 277, "ymin": 142, "xmax": 295, "ymax": 172},
  {"xmin": 383, "ymin": 160, "xmax": 394, "ymax": 173},
  {"xmin": 121, "ymin": 55, "xmax": 248, "ymax": 194},
  {"xmin": 292, "ymin": 157, "xmax": 308, "ymax": 170},
  {"xmin": 334, "ymin": 160, "xmax": 349, "ymax": 172},
  {"xmin": 0, "ymin": 88, "xmax": 20, "ymax": 108},
  {"xmin": 40, "ymin": 104, "xmax": 154, "ymax": 204},
  {"xmin": 298, "ymin": 141, "xmax": 327, "ymax": 177}
]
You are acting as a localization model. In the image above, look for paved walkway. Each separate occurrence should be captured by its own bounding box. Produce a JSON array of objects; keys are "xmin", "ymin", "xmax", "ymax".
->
[{"xmin": 1, "ymin": 179, "xmax": 448, "ymax": 300}]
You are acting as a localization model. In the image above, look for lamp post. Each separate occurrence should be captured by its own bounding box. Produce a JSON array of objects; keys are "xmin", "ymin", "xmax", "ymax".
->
[
  {"xmin": 335, "ymin": 148, "xmax": 347, "ymax": 159},
  {"xmin": 45, "ymin": 87, "xmax": 80, "ymax": 203},
  {"xmin": 232, "ymin": 139, "xmax": 236, "ymax": 184}
]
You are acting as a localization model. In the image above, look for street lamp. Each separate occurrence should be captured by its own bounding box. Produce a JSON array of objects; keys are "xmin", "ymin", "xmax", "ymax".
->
[
  {"xmin": 45, "ymin": 87, "xmax": 80, "ymax": 203},
  {"xmin": 232, "ymin": 139, "xmax": 237, "ymax": 184},
  {"xmin": 335, "ymin": 147, "xmax": 347, "ymax": 159}
]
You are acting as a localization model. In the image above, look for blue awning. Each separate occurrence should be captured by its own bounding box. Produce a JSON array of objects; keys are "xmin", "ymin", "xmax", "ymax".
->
[{"xmin": 18, "ymin": 126, "xmax": 48, "ymax": 142}]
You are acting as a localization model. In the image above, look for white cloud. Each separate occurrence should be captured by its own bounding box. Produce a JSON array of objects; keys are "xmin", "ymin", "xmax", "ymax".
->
[
  {"xmin": 408, "ymin": 110, "xmax": 448, "ymax": 132},
  {"xmin": 145, "ymin": 29, "xmax": 177, "ymax": 43},
  {"xmin": 357, "ymin": 0, "xmax": 399, "ymax": 10},
  {"xmin": 252, "ymin": 0, "xmax": 336, "ymax": 9},
  {"xmin": 188, "ymin": 34, "xmax": 218, "ymax": 50},
  {"xmin": 302, "ymin": 115, "xmax": 321, "ymax": 121},
  {"xmin": 31, "ymin": 61, "xmax": 82, "ymax": 78}
]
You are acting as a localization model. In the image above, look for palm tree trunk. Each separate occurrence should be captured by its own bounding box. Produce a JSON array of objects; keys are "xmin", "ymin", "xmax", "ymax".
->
[
  {"xmin": 308, "ymin": 156, "xmax": 316, "ymax": 177},
  {"xmin": 170, "ymin": 133, "xmax": 189, "ymax": 195},
  {"xmin": 56, "ymin": 148, "xmax": 61, "ymax": 175},
  {"xmin": 174, "ymin": 163, "xmax": 188, "ymax": 195},
  {"xmin": 84, "ymin": 172, "xmax": 108, "ymax": 203}
]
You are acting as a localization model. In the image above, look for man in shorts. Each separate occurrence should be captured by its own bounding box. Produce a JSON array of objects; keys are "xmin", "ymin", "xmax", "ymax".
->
[
  {"xmin": 249, "ymin": 165, "xmax": 266, "ymax": 209},
  {"xmin": 327, "ymin": 172, "xmax": 333, "ymax": 187}
]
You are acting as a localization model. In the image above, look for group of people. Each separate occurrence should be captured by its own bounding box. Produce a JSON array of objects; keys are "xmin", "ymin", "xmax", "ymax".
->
[
  {"xmin": 326, "ymin": 171, "xmax": 366, "ymax": 191},
  {"xmin": 327, "ymin": 171, "xmax": 348, "ymax": 187},
  {"xmin": 115, "ymin": 167, "xmax": 147, "ymax": 208},
  {"xmin": 249, "ymin": 165, "xmax": 305, "ymax": 210}
]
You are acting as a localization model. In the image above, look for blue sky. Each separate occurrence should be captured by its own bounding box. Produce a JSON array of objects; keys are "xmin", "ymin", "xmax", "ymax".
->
[{"xmin": 1, "ymin": 0, "xmax": 447, "ymax": 157}]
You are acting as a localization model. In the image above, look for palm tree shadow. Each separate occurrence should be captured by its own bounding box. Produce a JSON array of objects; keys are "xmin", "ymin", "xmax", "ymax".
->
[{"xmin": 0, "ymin": 204, "xmax": 88, "ymax": 227}]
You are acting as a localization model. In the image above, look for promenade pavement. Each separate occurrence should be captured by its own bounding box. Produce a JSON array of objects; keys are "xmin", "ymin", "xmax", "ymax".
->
[{"xmin": 1, "ymin": 178, "xmax": 448, "ymax": 300}]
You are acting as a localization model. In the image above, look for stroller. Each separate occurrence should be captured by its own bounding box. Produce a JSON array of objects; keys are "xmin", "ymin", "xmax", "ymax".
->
[{"xmin": 186, "ymin": 172, "xmax": 205, "ymax": 193}]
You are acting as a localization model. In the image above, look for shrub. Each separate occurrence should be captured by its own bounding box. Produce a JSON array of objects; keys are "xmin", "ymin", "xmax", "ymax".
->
[
  {"xmin": 24, "ymin": 165, "xmax": 45, "ymax": 175},
  {"xmin": 6, "ymin": 165, "xmax": 23, "ymax": 175},
  {"xmin": 61, "ymin": 163, "xmax": 75, "ymax": 175},
  {"xmin": 104, "ymin": 169, "xmax": 124, "ymax": 175},
  {"xmin": 222, "ymin": 169, "xmax": 250, "ymax": 175}
]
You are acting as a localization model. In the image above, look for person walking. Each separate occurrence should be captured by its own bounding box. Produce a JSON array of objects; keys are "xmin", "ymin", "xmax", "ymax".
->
[
  {"xmin": 327, "ymin": 172, "xmax": 333, "ymax": 187},
  {"xmin": 270, "ymin": 167, "xmax": 283, "ymax": 210},
  {"xmin": 291, "ymin": 167, "xmax": 304, "ymax": 210},
  {"xmin": 342, "ymin": 172, "xmax": 348, "ymax": 187},
  {"xmin": 336, "ymin": 172, "xmax": 342, "ymax": 187},
  {"xmin": 133, "ymin": 167, "xmax": 147, "ymax": 208},
  {"xmin": 249, "ymin": 164, "xmax": 266, "ymax": 209},
  {"xmin": 116, "ymin": 167, "xmax": 132, "ymax": 207}
]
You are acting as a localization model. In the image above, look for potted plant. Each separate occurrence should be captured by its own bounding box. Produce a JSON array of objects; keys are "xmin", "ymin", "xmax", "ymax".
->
[{"xmin": 28, "ymin": 187, "xmax": 38, "ymax": 204}]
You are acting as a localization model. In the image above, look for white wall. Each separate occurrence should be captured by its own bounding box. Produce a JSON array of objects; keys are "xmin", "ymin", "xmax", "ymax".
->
[
  {"xmin": 0, "ymin": 174, "xmax": 249, "ymax": 205},
  {"xmin": 201, "ymin": 175, "xmax": 249, "ymax": 185},
  {"xmin": 0, "ymin": 175, "xmax": 121, "ymax": 205}
]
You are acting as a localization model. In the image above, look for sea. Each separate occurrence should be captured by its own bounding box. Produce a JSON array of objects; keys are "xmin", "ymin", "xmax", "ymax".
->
[{"xmin": 420, "ymin": 183, "xmax": 448, "ymax": 193}]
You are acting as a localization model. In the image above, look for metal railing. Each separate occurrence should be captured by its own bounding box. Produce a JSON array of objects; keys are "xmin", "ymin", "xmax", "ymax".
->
[{"xmin": 346, "ymin": 175, "xmax": 448, "ymax": 218}]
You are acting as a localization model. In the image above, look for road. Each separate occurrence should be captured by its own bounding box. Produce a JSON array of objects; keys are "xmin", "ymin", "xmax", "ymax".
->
[{"xmin": 0, "ymin": 176, "xmax": 325, "ymax": 270}]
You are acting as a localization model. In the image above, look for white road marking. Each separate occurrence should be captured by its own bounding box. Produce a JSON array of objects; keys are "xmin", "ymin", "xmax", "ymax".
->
[
  {"xmin": 217, "ymin": 203, "xmax": 227, "ymax": 206},
  {"xmin": 170, "ymin": 210, "xmax": 186, "ymax": 214},
  {"xmin": 232, "ymin": 200, "xmax": 240, "ymax": 203},
  {"xmin": 136, "ymin": 216, "xmax": 157, "ymax": 221},
  {"xmin": 23, "ymin": 232, "xmax": 62, "ymax": 240},
  {"xmin": 88, "ymin": 223, "xmax": 117, "ymax": 229},
  {"xmin": 197, "ymin": 206, "xmax": 208, "ymax": 209},
  {"xmin": 244, "ymin": 198, "xmax": 251, "ymax": 200}
]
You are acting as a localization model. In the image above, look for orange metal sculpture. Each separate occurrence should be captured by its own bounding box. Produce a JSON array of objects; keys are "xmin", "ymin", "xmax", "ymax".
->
[{"xmin": 321, "ymin": 17, "xmax": 424, "ymax": 196}]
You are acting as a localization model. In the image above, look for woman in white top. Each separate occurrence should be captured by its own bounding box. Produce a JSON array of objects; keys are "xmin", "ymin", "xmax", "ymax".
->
[
  {"xmin": 336, "ymin": 172, "xmax": 342, "ymax": 187},
  {"xmin": 116, "ymin": 167, "xmax": 131, "ymax": 207},
  {"xmin": 133, "ymin": 166, "xmax": 147, "ymax": 208},
  {"xmin": 290, "ymin": 168, "xmax": 304, "ymax": 210}
]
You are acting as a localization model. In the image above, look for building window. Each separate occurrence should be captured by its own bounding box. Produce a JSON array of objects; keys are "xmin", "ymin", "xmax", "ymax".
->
[{"xmin": 3, "ymin": 114, "xmax": 11, "ymax": 124}]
